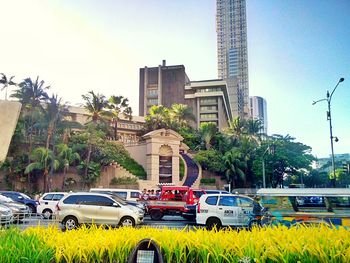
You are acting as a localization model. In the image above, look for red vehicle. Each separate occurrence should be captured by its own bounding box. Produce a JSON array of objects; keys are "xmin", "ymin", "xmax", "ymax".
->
[{"xmin": 145, "ymin": 186, "xmax": 205, "ymax": 220}]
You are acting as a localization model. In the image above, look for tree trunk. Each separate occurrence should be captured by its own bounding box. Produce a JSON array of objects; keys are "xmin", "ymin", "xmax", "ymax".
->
[
  {"xmin": 43, "ymin": 169, "xmax": 48, "ymax": 192},
  {"xmin": 62, "ymin": 167, "xmax": 67, "ymax": 190},
  {"xmin": 84, "ymin": 144, "xmax": 92, "ymax": 189},
  {"xmin": 114, "ymin": 119, "xmax": 118, "ymax": 141}
]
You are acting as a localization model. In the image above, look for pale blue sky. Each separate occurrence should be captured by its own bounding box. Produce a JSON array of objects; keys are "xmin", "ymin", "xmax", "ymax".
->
[{"xmin": 1, "ymin": 0, "xmax": 349, "ymax": 158}]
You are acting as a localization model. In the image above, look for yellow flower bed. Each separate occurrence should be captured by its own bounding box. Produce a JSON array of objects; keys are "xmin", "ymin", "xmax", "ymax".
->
[{"xmin": 24, "ymin": 225, "xmax": 350, "ymax": 262}]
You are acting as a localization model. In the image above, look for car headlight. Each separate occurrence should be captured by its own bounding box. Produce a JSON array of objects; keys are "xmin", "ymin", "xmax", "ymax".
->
[{"xmin": 130, "ymin": 206, "xmax": 144, "ymax": 215}]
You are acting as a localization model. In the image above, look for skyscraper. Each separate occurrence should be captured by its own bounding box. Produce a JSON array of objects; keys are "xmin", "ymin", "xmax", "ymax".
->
[
  {"xmin": 216, "ymin": 0, "xmax": 249, "ymax": 118},
  {"xmin": 250, "ymin": 96, "xmax": 267, "ymax": 134}
]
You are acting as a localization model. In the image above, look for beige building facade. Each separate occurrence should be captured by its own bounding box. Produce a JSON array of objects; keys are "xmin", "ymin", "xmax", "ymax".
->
[
  {"xmin": 184, "ymin": 79, "xmax": 233, "ymax": 130},
  {"xmin": 126, "ymin": 129, "xmax": 185, "ymax": 190}
]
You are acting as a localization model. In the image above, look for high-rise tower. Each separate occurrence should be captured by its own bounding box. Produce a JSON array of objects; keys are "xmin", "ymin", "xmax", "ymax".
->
[{"xmin": 216, "ymin": 0, "xmax": 249, "ymax": 118}]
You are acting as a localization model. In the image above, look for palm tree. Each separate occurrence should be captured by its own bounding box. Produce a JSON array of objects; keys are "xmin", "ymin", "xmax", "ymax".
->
[
  {"xmin": 82, "ymin": 91, "xmax": 111, "ymax": 181},
  {"xmin": 246, "ymin": 118, "xmax": 264, "ymax": 143},
  {"xmin": 170, "ymin": 103, "xmax": 195, "ymax": 129},
  {"xmin": 25, "ymin": 147, "xmax": 59, "ymax": 192},
  {"xmin": 12, "ymin": 76, "xmax": 49, "ymax": 109},
  {"xmin": 108, "ymin": 95, "xmax": 132, "ymax": 140},
  {"xmin": 44, "ymin": 94, "xmax": 65, "ymax": 149},
  {"xmin": 57, "ymin": 144, "xmax": 80, "ymax": 189},
  {"xmin": 11, "ymin": 76, "xmax": 49, "ymax": 157},
  {"xmin": 0, "ymin": 73, "xmax": 16, "ymax": 100},
  {"xmin": 82, "ymin": 91, "xmax": 110, "ymax": 125},
  {"xmin": 144, "ymin": 105, "xmax": 171, "ymax": 131},
  {"xmin": 199, "ymin": 122, "xmax": 218, "ymax": 150},
  {"xmin": 223, "ymin": 149, "xmax": 247, "ymax": 189}
]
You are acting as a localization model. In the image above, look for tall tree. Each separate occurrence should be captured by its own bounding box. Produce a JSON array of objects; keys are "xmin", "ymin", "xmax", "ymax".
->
[
  {"xmin": 11, "ymin": 76, "xmax": 49, "ymax": 157},
  {"xmin": 57, "ymin": 143, "xmax": 80, "ymax": 189},
  {"xmin": 0, "ymin": 73, "xmax": 16, "ymax": 100},
  {"xmin": 82, "ymin": 91, "xmax": 110, "ymax": 179},
  {"xmin": 225, "ymin": 117, "xmax": 247, "ymax": 141},
  {"xmin": 199, "ymin": 122, "xmax": 218, "ymax": 150},
  {"xmin": 253, "ymin": 134, "xmax": 314, "ymax": 188},
  {"xmin": 223, "ymin": 149, "xmax": 247, "ymax": 189},
  {"xmin": 144, "ymin": 105, "xmax": 171, "ymax": 131},
  {"xmin": 170, "ymin": 103, "xmax": 195, "ymax": 129},
  {"xmin": 108, "ymin": 95, "xmax": 132, "ymax": 140},
  {"xmin": 82, "ymin": 91, "xmax": 110, "ymax": 125},
  {"xmin": 25, "ymin": 147, "xmax": 59, "ymax": 192}
]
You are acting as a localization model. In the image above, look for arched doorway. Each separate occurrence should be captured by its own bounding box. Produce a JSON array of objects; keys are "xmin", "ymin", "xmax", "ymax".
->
[{"xmin": 159, "ymin": 145, "xmax": 173, "ymax": 184}]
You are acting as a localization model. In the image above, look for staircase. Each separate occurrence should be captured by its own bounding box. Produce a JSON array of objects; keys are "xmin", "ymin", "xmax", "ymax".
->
[{"xmin": 181, "ymin": 153, "xmax": 199, "ymax": 187}]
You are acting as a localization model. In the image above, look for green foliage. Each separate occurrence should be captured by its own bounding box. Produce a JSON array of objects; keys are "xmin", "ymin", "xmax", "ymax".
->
[
  {"xmin": 194, "ymin": 149, "xmax": 225, "ymax": 174},
  {"xmin": 110, "ymin": 176, "xmax": 137, "ymax": 185},
  {"xmin": 179, "ymin": 158, "xmax": 185, "ymax": 181},
  {"xmin": 253, "ymin": 134, "xmax": 315, "ymax": 188},
  {"xmin": 70, "ymin": 131, "xmax": 146, "ymax": 179},
  {"xmin": 0, "ymin": 228, "xmax": 54, "ymax": 262},
  {"xmin": 143, "ymin": 104, "xmax": 195, "ymax": 134},
  {"xmin": 200, "ymin": 178, "xmax": 216, "ymax": 185},
  {"xmin": 178, "ymin": 127, "xmax": 201, "ymax": 151},
  {"xmin": 77, "ymin": 161, "xmax": 101, "ymax": 186},
  {"xmin": 199, "ymin": 122, "xmax": 218, "ymax": 150}
]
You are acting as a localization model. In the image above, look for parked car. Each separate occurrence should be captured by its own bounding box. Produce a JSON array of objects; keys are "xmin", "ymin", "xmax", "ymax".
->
[
  {"xmin": 56, "ymin": 192, "xmax": 144, "ymax": 230},
  {"xmin": 89, "ymin": 190, "xmax": 145, "ymax": 212},
  {"xmin": 196, "ymin": 193, "xmax": 263, "ymax": 230},
  {"xmin": 90, "ymin": 188, "xmax": 141, "ymax": 201},
  {"xmin": 0, "ymin": 191, "xmax": 39, "ymax": 214},
  {"xmin": 0, "ymin": 204, "xmax": 13, "ymax": 225},
  {"xmin": 0, "ymin": 194, "xmax": 30, "ymax": 222},
  {"xmin": 37, "ymin": 192, "xmax": 68, "ymax": 219}
]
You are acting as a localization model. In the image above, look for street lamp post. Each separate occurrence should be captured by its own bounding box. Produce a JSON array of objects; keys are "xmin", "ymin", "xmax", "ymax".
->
[
  {"xmin": 313, "ymin": 77, "xmax": 345, "ymax": 187},
  {"xmin": 262, "ymin": 144, "xmax": 275, "ymax": 188}
]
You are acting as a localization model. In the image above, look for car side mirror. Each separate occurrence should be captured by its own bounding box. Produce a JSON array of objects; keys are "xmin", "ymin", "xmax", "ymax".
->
[
  {"xmin": 112, "ymin": 202, "xmax": 120, "ymax": 207},
  {"xmin": 18, "ymin": 196, "xmax": 23, "ymax": 199}
]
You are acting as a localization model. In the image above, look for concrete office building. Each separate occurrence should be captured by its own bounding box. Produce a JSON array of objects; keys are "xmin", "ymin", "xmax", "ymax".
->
[
  {"xmin": 216, "ymin": 0, "xmax": 249, "ymax": 118},
  {"xmin": 184, "ymin": 79, "xmax": 233, "ymax": 130},
  {"xmin": 139, "ymin": 61, "xmax": 233, "ymax": 130},
  {"xmin": 139, "ymin": 60, "xmax": 189, "ymax": 116},
  {"xmin": 250, "ymin": 96, "xmax": 267, "ymax": 134}
]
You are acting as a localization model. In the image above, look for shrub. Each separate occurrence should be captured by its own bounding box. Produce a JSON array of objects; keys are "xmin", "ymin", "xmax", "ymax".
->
[
  {"xmin": 110, "ymin": 176, "xmax": 137, "ymax": 185},
  {"xmin": 194, "ymin": 149, "xmax": 225, "ymax": 173},
  {"xmin": 200, "ymin": 178, "xmax": 216, "ymax": 185}
]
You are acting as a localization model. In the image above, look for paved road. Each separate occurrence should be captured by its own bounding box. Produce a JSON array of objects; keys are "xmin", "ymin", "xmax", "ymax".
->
[{"xmin": 8, "ymin": 215, "xmax": 200, "ymax": 231}]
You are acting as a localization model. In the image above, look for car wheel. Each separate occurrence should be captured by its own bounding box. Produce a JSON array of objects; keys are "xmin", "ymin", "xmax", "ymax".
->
[
  {"xmin": 63, "ymin": 216, "xmax": 78, "ymax": 230},
  {"xmin": 206, "ymin": 217, "xmax": 221, "ymax": 230},
  {"xmin": 42, "ymin": 209, "xmax": 52, "ymax": 219},
  {"xmin": 119, "ymin": 216, "xmax": 135, "ymax": 227},
  {"xmin": 27, "ymin": 204, "xmax": 36, "ymax": 215},
  {"xmin": 150, "ymin": 209, "xmax": 163, "ymax": 220}
]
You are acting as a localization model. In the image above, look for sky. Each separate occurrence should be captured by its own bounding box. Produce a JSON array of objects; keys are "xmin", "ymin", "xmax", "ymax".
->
[{"xmin": 0, "ymin": 0, "xmax": 349, "ymax": 158}]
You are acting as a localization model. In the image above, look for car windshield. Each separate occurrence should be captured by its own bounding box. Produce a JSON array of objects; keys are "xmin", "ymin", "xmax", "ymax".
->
[
  {"xmin": 109, "ymin": 195, "xmax": 127, "ymax": 205},
  {"xmin": 0, "ymin": 195, "xmax": 14, "ymax": 203},
  {"xmin": 20, "ymin": 193, "xmax": 31, "ymax": 199}
]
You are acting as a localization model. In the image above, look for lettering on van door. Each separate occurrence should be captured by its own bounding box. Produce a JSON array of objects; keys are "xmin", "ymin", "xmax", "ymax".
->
[{"xmin": 224, "ymin": 210, "xmax": 236, "ymax": 217}]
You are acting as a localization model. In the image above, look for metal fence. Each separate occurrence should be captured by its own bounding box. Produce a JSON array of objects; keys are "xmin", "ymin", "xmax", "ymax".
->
[{"xmin": 1, "ymin": 212, "xmax": 61, "ymax": 230}]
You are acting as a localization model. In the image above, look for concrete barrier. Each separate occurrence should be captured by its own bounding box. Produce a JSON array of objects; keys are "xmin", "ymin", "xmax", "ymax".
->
[{"xmin": 0, "ymin": 100, "xmax": 22, "ymax": 162}]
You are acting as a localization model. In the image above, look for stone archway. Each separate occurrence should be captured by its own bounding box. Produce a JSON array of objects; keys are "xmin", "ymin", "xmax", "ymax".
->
[{"xmin": 159, "ymin": 145, "xmax": 173, "ymax": 184}]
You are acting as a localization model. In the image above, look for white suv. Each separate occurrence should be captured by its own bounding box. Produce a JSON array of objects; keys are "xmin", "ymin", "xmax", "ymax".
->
[
  {"xmin": 37, "ymin": 192, "xmax": 68, "ymax": 219},
  {"xmin": 57, "ymin": 192, "xmax": 144, "ymax": 230},
  {"xmin": 196, "ymin": 194, "xmax": 261, "ymax": 229}
]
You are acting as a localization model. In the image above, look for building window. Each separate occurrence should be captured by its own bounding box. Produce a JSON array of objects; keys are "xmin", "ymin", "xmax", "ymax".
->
[
  {"xmin": 200, "ymin": 98, "xmax": 218, "ymax": 105},
  {"xmin": 200, "ymin": 113, "xmax": 218, "ymax": 119},
  {"xmin": 200, "ymin": 105, "xmax": 218, "ymax": 112},
  {"xmin": 147, "ymin": 98, "xmax": 158, "ymax": 105}
]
